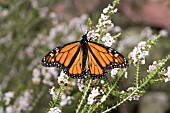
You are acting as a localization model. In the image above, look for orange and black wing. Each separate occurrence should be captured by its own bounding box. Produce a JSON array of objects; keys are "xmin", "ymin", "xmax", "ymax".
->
[
  {"xmin": 42, "ymin": 41, "xmax": 85, "ymax": 78},
  {"xmin": 87, "ymin": 41, "xmax": 129, "ymax": 79}
]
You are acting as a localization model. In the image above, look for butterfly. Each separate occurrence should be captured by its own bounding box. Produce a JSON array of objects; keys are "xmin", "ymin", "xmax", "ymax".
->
[{"xmin": 42, "ymin": 32, "xmax": 129, "ymax": 79}]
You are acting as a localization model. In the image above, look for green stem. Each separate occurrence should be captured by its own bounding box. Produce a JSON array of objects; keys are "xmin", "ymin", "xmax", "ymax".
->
[
  {"xmin": 135, "ymin": 61, "xmax": 140, "ymax": 88},
  {"xmin": 80, "ymin": 104, "xmax": 89, "ymax": 113},
  {"xmin": 150, "ymin": 78, "xmax": 165, "ymax": 84},
  {"xmin": 76, "ymin": 79, "xmax": 92, "ymax": 113}
]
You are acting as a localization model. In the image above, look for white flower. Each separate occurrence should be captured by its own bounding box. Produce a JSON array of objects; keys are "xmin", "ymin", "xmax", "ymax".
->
[
  {"xmin": 138, "ymin": 41, "xmax": 146, "ymax": 47},
  {"xmin": 159, "ymin": 29, "xmax": 168, "ymax": 37},
  {"xmin": 101, "ymin": 14, "xmax": 108, "ymax": 20},
  {"xmin": 43, "ymin": 79, "xmax": 54, "ymax": 86},
  {"xmin": 49, "ymin": 86, "xmax": 56, "ymax": 99},
  {"xmin": 164, "ymin": 66, "xmax": 170, "ymax": 82},
  {"xmin": 49, "ymin": 12, "xmax": 58, "ymax": 19},
  {"xmin": 39, "ymin": 7, "xmax": 49, "ymax": 18},
  {"xmin": 140, "ymin": 59, "xmax": 145, "ymax": 64},
  {"xmin": 6, "ymin": 106, "xmax": 13, "ymax": 113},
  {"xmin": 103, "ymin": 7, "xmax": 109, "ymax": 14},
  {"xmin": 141, "ymin": 27, "xmax": 153, "ymax": 38},
  {"xmin": 100, "ymin": 80, "xmax": 105, "ymax": 84},
  {"xmin": 48, "ymin": 68, "xmax": 58, "ymax": 79},
  {"xmin": 87, "ymin": 30, "xmax": 100, "ymax": 40},
  {"xmin": 101, "ymin": 95, "xmax": 107, "ymax": 102},
  {"xmin": 147, "ymin": 61, "xmax": 158, "ymax": 73},
  {"xmin": 0, "ymin": 9, "xmax": 9, "ymax": 18},
  {"xmin": 60, "ymin": 94, "xmax": 67, "ymax": 106},
  {"xmin": 132, "ymin": 93, "xmax": 140, "ymax": 100},
  {"xmin": 87, "ymin": 87, "xmax": 101, "ymax": 105},
  {"xmin": 108, "ymin": 4, "xmax": 113, "ymax": 9},
  {"xmin": 49, "ymin": 86, "xmax": 55, "ymax": 95},
  {"xmin": 13, "ymin": 90, "xmax": 32, "ymax": 112},
  {"xmin": 32, "ymin": 68, "xmax": 40, "ymax": 78},
  {"xmin": 91, "ymin": 88, "xmax": 100, "ymax": 97},
  {"xmin": 77, "ymin": 79, "xmax": 85, "ymax": 92},
  {"xmin": 113, "ymin": 26, "xmax": 121, "ymax": 32},
  {"xmin": 113, "ymin": 8, "xmax": 118, "ymax": 13},
  {"xmin": 104, "ymin": 41, "xmax": 113, "ymax": 47},
  {"xmin": 129, "ymin": 41, "xmax": 150, "ymax": 65},
  {"xmin": 127, "ymin": 87, "xmax": 136, "ymax": 92},
  {"xmin": 0, "ymin": 107, "xmax": 3, "ymax": 113},
  {"xmin": 58, "ymin": 71, "xmax": 68, "ymax": 85},
  {"xmin": 48, "ymin": 107, "xmax": 61, "ymax": 113},
  {"xmin": 30, "ymin": 0, "xmax": 38, "ymax": 8},
  {"xmin": 111, "ymin": 68, "xmax": 119, "ymax": 78},
  {"xmin": 102, "ymin": 33, "xmax": 115, "ymax": 47},
  {"xmin": 100, "ymin": 89, "xmax": 104, "ymax": 94},
  {"xmin": 32, "ymin": 77, "xmax": 41, "ymax": 85},
  {"xmin": 87, "ymin": 94, "xmax": 94, "ymax": 105},
  {"xmin": 49, "ymin": 27, "xmax": 57, "ymax": 39},
  {"xmin": 4, "ymin": 91, "xmax": 14, "ymax": 105}
]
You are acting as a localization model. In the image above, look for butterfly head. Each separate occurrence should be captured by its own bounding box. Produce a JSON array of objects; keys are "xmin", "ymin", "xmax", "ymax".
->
[{"xmin": 82, "ymin": 31, "xmax": 89, "ymax": 42}]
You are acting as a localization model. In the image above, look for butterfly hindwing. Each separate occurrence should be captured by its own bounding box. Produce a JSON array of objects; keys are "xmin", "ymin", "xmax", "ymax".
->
[{"xmin": 87, "ymin": 41, "xmax": 129, "ymax": 79}]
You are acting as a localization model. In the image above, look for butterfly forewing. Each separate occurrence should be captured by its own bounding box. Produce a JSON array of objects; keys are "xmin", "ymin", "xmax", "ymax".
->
[
  {"xmin": 42, "ymin": 41, "xmax": 86, "ymax": 78},
  {"xmin": 42, "ymin": 41, "xmax": 79, "ymax": 67}
]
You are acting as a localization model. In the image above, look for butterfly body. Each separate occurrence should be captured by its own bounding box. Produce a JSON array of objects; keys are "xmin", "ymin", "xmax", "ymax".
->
[{"xmin": 42, "ymin": 33, "xmax": 129, "ymax": 79}]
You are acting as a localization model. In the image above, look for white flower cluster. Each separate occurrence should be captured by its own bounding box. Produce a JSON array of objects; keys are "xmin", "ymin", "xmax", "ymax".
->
[
  {"xmin": 3, "ymin": 91, "xmax": 14, "ymax": 105},
  {"xmin": 126, "ymin": 87, "xmax": 140, "ymax": 101},
  {"xmin": 77, "ymin": 79, "xmax": 85, "ymax": 92},
  {"xmin": 58, "ymin": 71, "xmax": 69, "ymax": 85},
  {"xmin": 87, "ymin": 4, "xmax": 118, "ymax": 47},
  {"xmin": 60, "ymin": 94, "xmax": 72, "ymax": 107},
  {"xmin": 30, "ymin": 0, "xmax": 38, "ymax": 8},
  {"xmin": 147, "ymin": 61, "xmax": 170, "ymax": 82},
  {"xmin": 0, "ymin": 7, "xmax": 9, "ymax": 18},
  {"xmin": 32, "ymin": 67, "xmax": 58, "ymax": 86},
  {"xmin": 141, "ymin": 27, "xmax": 153, "ymax": 38},
  {"xmin": 159, "ymin": 29, "xmax": 169, "ymax": 37},
  {"xmin": 39, "ymin": 7, "xmax": 49, "ymax": 18},
  {"xmin": 164, "ymin": 66, "xmax": 170, "ymax": 82},
  {"xmin": 87, "ymin": 30, "xmax": 100, "ymax": 41},
  {"xmin": 100, "ymin": 95, "xmax": 107, "ymax": 103},
  {"xmin": 141, "ymin": 27, "xmax": 169, "ymax": 38},
  {"xmin": 32, "ymin": 68, "xmax": 41, "ymax": 85},
  {"xmin": 49, "ymin": 86, "xmax": 57, "ymax": 99},
  {"xmin": 111, "ymin": 68, "xmax": 119, "ymax": 78},
  {"xmin": 102, "ymin": 33, "xmax": 115, "ymax": 47},
  {"xmin": 49, "ymin": 14, "xmax": 88, "ymax": 43},
  {"xmin": 129, "ymin": 41, "xmax": 150, "ymax": 65},
  {"xmin": 147, "ymin": 61, "xmax": 158, "ymax": 73},
  {"xmin": 87, "ymin": 88, "xmax": 100, "ymax": 105},
  {"xmin": 48, "ymin": 107, "xmax": 61, "ymax": 113},
  {"xmin": 87, "ymin": 87, "xmax": 105, "ymax": 105},
  {"xmin": 97, "ymin": 4, "xmax": 117, "ymax": 33},
  {"xmin": 5, "ymin": 90, "xmax": 33, "ymax": 113},
  {"xmin": 97, "ymin": 4, "xmax": 116, "ymax": 29},
  {"xmin": 42, "ymin": 68, "xmax": 58, "ymax": 86}
]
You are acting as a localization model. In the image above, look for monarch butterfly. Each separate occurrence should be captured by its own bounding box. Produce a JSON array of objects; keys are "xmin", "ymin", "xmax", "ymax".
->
[{"xmin": 42, "ymin": 32, "xmax": 129, "ymax": 79}]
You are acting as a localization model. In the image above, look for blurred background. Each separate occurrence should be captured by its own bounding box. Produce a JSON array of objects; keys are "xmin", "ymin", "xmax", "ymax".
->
[{"xmin": 0, "ymin": 0, "xmax": 170, "ymax": 113}]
